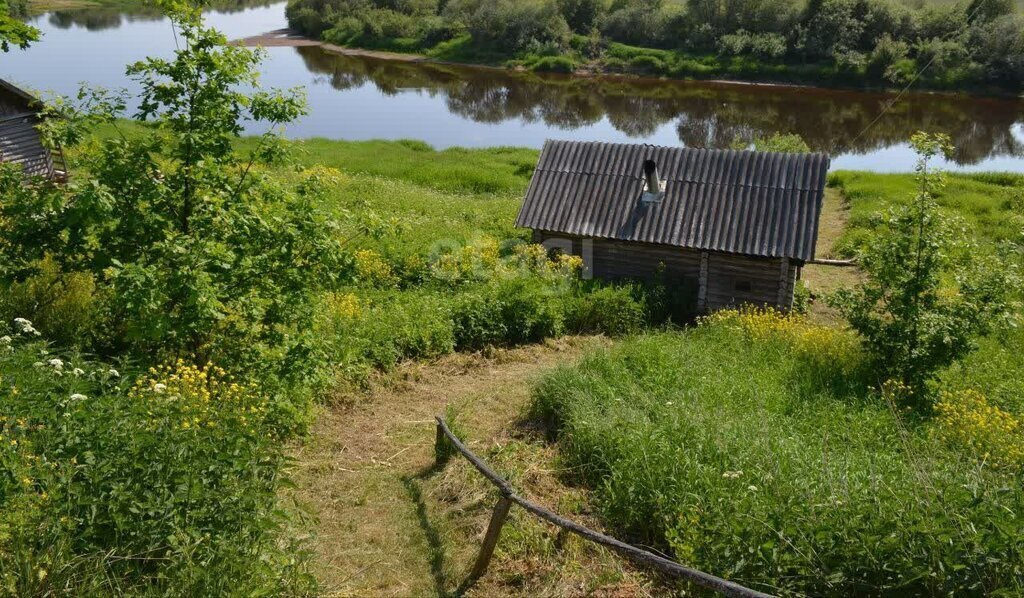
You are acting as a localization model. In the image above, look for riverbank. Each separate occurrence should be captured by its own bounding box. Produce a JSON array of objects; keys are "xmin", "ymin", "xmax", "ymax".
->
[
  {"xmin": 249, "ymin": 27, "xmax": 1023, "ymax": 100},
  {"xmin": 233, "ymin": 29, "xmax": 844, "ymax": 94},
  {"xmin": 283, "ymin": 0, "xmax": 1023, "ymax": 98}
]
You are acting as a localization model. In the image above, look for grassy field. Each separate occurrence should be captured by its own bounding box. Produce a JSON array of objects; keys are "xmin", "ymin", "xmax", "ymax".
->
[
  {"xmin": 5, "ymin": 127, "xmax": 1023, "ymax": 593},
  {"xmin": 531, "ymin": 311, "xmax": 1024, "ymax": 595},
  {"xmin": 275, "ymin": 139, "xmax": 1023, "ymax": 594},
  {"xmin": 828, "ymin": 170, "xmax": 1024, "ymax": 257}
]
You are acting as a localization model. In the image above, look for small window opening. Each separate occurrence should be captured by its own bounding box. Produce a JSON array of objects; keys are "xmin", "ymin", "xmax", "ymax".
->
[
  {"xmin": 641, "ymin": 159, "xmax": 665, "ymax": 203},
  {"xmin": 734, "ymin": 280, "xmax": 752, "ymax": 293}
]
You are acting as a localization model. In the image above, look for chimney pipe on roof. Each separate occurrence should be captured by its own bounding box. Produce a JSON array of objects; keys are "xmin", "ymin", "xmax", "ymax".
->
[{"xmin": 643, "ymin": 159, "xmax": 660, "ymax": 194}]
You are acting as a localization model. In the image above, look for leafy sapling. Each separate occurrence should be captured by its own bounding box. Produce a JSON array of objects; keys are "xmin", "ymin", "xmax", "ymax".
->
[{"xmin": 830, "ymin": 132, "xmax": 1021, "ymax": 407}]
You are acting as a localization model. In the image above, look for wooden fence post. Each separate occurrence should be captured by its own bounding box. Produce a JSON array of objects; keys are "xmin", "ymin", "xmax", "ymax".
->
[
  {"xmin": 435, "ymin": 421, "xmax": 446, "ymax": 465},
  {"xmin": 467, "ymin": 495, "xmax": 513, "ymax": 583}
]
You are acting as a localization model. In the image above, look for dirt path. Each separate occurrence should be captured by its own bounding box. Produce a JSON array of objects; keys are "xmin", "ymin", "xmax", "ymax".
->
[{"xmin": 288, "ymin": 336, "xmax": 640, "ymax": 596}]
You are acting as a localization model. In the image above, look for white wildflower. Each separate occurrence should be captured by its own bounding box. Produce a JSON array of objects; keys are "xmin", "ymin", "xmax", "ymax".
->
[
  {"xmin": 107, "ymin": 369, "xmax": 120, "ymax": 378},
  {"xmin": 0, "ymin": 336, "xmax": 11, "ymax": 345},
  {"xmin": 747, "ymin": 485, "xmax": 758, "ymax": 492},
  {"xmin": 722, "ymin": 470, "xmax": 743, "ymax": 479},
  {"xmin": 72, "ymin": 368, "xmax": 84, "ymax": 376},
  {"xmin": 153, "ymin": 383, "xmax": 167, "ymax": 394},
  {"xmin": 69, "ymin": 393, "xmax": 87, "ymax": 401},
  {"xmin": 33, "ymin": 361, "xmax": 44, "ymax": 368},
  {"xmin": 13, "ymin": 318, "xmax": 40, "ymax": 336},
  {"xmin": 47, "ymin": 358, "xmax": 64, "ymax": 370}
]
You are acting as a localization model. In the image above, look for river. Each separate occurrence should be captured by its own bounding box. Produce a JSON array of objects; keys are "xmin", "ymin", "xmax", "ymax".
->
[{"xmin": 3, "ymin": 1, "xmax": 1024, "ymax": 171}]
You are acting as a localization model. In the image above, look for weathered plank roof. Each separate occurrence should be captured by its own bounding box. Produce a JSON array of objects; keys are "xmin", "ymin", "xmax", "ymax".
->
[{"xmin": 515, "ymin": 140, "xmax": 830, "ymax": 262}]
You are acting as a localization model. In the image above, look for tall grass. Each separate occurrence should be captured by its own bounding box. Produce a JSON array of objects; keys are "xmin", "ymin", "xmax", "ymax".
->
[
  {"xmin": 828, "ymin": 171, "xmax": 1024, "ymax": 257},
  {"xmin": 0, "ymin": 339, "xmax": 315, "ymax": 594},
  {"xmin": 532, "ymin": 310, "xmax": 1024, "ymax": 595}
]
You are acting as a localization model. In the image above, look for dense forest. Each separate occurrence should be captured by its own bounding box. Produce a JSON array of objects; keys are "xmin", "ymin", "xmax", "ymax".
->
[{"xmin": 286, "ymin": 0, "xmax": 1024, "ymax": 92}]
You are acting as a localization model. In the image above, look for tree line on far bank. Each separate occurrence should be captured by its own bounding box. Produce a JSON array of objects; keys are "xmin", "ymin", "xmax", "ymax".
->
[{"xmin": 286, "ymin": 0, "xmax": 1024, "ymax": 93}]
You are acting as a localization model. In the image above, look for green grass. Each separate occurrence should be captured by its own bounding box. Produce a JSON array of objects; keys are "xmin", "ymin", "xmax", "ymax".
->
[
  {"xmin": 828, "ymin": 170, "xmax": 1024, "ymax": 257},
  {"xmin": 532, "ymin": 316, "xmax": 1024, "ymax": 595},
  {"xmin": 3, "ymin": 129, "xmax": 639, "ymax": 591},
  {"xmin": 270, "ymin": 139, "xmax": 534, "ymax": 257},
  {"xmin": 270, "ymin": 138, "xmax": 538, "ymax": 197}
]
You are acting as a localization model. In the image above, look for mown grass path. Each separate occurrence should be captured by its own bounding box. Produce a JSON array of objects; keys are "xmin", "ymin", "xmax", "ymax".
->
[{"xmin": 288, "ymin": 336, "xmax": 635, "ymax": 596}]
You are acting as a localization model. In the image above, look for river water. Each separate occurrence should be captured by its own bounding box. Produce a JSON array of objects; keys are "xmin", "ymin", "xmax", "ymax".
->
[{"xmin": 3, "ymin": 1, "xmax": 1024, "ymax": 171}]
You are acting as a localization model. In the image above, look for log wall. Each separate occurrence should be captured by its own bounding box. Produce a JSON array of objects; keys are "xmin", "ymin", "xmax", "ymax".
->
[
  {"xmin": 535, "ymin": 231, "xmax": 798, "ymax": 311},
  {"xmin": 0, "ymin": 114, "xmax": 54, "ymax": 179},
  {"xmin": 704, "ymin": 252, "xmax": 797, "ymax": 311}
]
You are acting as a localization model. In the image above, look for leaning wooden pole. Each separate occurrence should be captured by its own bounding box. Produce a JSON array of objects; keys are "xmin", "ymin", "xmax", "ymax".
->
[{"xmin": 468, "ymin": 495, "xmax": 513, "ymax": 582}]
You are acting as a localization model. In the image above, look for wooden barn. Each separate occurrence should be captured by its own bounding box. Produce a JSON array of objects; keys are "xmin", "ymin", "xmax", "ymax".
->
[
  {"xmin": 516, "ymin": 140, "xmax": 830, "ymax": 312},
  {"xmin": 0, "ymin": 79, "xmax": 67, "ymax": 181}
]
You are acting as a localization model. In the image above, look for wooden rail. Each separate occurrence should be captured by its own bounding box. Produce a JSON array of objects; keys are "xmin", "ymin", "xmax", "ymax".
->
[
  {"xmin": 434, "ymin": 416, "xmax": 774, "ymax": 598},
  {"xmin": 807, "ymin": 257, "xmax": 857, "ymax": 267}
]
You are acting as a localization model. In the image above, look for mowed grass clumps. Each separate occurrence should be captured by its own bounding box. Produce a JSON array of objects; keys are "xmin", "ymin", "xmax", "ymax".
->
[{"xmin": 532, "ymin": 309, "xmax": 1024, "ymax": 596}]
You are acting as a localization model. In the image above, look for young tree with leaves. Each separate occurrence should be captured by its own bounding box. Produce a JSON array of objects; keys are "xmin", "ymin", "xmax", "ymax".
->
[
  {"xmin": 0, "ymin": 1, "xmax": 355, "ymax": 376},
  {"xmin": 830, "ymin": 132, "xmax": 1021, "ymax": 407}
]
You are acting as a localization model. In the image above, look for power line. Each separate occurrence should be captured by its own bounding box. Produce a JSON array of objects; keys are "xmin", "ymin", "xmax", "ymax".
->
[{"xmin": 842, "ymin": 0, "xmax": 993, "ymax": 153}]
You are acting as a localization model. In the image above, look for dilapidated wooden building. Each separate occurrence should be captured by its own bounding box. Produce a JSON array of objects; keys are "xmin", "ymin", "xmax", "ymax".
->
[
  {"xmin": 516, "ymin": 140, "xmax": 830, "ymax": 311},
  {"xmin": 0, "ymin": 78, "xmax": 67, "ymax": 180}
]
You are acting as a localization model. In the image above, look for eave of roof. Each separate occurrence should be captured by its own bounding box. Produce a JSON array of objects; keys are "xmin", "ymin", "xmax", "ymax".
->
[{"xmin": 0, "ymin": 79, "xmax": 41, "ymax": 109}]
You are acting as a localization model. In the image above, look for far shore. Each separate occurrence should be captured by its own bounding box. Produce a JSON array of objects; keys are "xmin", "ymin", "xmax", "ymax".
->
[{"xmin": 234, "ymin": 29, "xmax": 1023, "ymax": 101}]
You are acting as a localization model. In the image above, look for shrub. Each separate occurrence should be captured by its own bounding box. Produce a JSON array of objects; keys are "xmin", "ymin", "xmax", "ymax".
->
[
  {"xmin": 452, "ymin": 277, "xmax": 565, "ymax": 350},
  {"xmin": 933, "ymin": 388, "xmax": 1024, "ymax": 470},
  {"xmin": 969, "ymin": 14, "xmax": 1024, "ymax": 90},
  {"xmin": 530, "ymin": 55, "xmax": 577, "ymax": 72},
  {"xmin": 627, "ymin": 53, "xmax": 666, "ymax": 73},
  {"xmin": 354, "ymin": 249, "xmax": 399, "ymax": 287},
  {"xmin": 601, "ymin": 2, "xmax": 673, "ymax": 47},
  {"xmin": 1, "ymin": 7, "xmax": 349, "ymax": 376},
  {"xmin": 557, "ymin": 0, "xmax": 606, "ymax": 32},
  {"xmin": 0, "ymin": 257, "xmax": 101, "ymax": 348},
  {"xmin": 453, "ymin": 0, "xmax": 572, "ymax": 53},
  {"xmin": 830, "ymin": 134, "xmax": 1022, "ymax": 404},
  {"xmin": 717, "ymin": 30, "xmax": 787, "ymax": 59},
  {"xmin": 563, "ymin": 284, "xmax": 646, "ymax": 335},
  {"xmin": 798, "ymin": 0, "xmax": 863, "ymax": 59},
  {"xmin": 866, "ymin": 33, "xmax": 908, "ymax": 81}
]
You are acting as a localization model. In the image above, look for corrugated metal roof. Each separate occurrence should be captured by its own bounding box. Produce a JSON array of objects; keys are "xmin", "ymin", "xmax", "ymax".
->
[{"xmin": 515, "ymin": 140, "xmax": 830, "ymax": 262}]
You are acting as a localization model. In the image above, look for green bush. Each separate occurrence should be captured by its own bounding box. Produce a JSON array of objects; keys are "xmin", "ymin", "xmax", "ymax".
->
[
  {"xmin": 451, "ymin": 0, "xmax": 571, "ymax": 53},
  {"xmin": 452, "ymin": 278, "xmax": 565, "ymax": 350},
  {"xmin": 563, "ymin": 284, "xmax": 646, "ymax": 335},
  {"xmin": 532, "ymin": 315, "xmax": 1024, "ymax": 595},
  {"xmin": 319, "ymin": 289, "xmax": 455, "ymax": 376},
  {"xmin": 0, "ymin": 257, "xmax": 102, "ymax": 348},
  {"xmin": 0, "ymin": 9, "xmax": 347, "ymax": 378},
  {"xmin": 530, "ymin": 54, "xmax": 577, "ymax": 72},
  {"xmin": 830, "ymin": 134, "xmax": 1022, "ymax": 403},
  {"xmin": 627, "ymin": 53, "xmax": 666, "ymax": 73}
]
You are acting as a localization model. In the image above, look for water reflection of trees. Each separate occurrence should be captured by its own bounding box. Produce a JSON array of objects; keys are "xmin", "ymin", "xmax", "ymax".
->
[
  {"xmin": 296, "ymin": 46, "xmax": 1024, "ymax": 165},
  {"xmin": 44, "ymin": 0, "xmax": 276, "ymax": 31}
]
